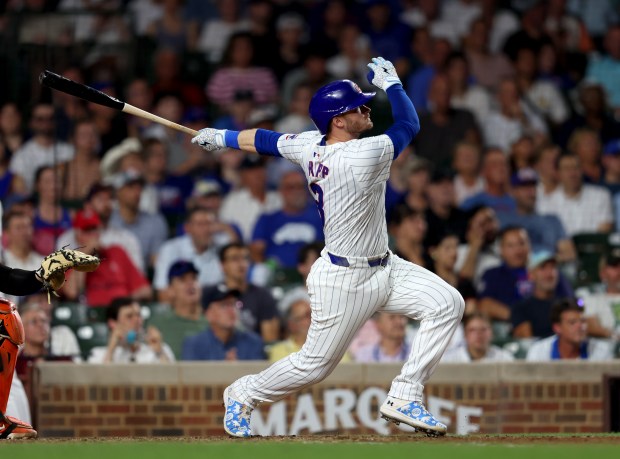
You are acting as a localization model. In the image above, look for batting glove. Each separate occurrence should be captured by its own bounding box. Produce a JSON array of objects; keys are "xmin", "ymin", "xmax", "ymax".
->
[
  {"xmin": 367, "ymin": 57, "xmax": 402, "ymax": 91},
  {"xmin": 191, "ymin": 128, "xmax": 227, "ymax": 152}
]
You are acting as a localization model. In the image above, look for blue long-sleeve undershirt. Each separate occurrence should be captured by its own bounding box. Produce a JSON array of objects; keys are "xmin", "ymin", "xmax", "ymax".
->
[{"xmin": 384, "ymin": 84, "xmax": 420, "ymax": 158}]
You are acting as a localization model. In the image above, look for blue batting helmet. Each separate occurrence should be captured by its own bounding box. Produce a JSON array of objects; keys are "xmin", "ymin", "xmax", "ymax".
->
[{"xmin": 309, "ymin": 80, "xmax": 376, "ymax": 134}]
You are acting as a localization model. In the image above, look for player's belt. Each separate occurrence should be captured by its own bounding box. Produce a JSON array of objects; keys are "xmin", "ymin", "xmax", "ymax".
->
[{"xmin": 327, "ymin": 252, "xmax": 390, "ymax": 268}]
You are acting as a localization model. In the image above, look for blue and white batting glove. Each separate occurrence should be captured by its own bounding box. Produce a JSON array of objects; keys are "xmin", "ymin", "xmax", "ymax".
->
[
  {"xmin": 191, "ymin": 128, "xmax": 227, "ymax": 152},
  {"xmin": 367, "ymin": 57, "xmax": 402, "ymax": 91}
]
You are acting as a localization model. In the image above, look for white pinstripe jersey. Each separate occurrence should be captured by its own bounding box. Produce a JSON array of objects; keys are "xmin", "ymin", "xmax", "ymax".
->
[{"xmin": 277, "ymin": 131, "xmax": 395, "ymax": 258}]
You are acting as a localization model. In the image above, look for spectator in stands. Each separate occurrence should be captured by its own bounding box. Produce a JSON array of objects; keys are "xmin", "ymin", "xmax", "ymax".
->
[
  {"xmin": 203, "ymin": 243, "xmax": 280, "ymax": 343},
  {"xmin": 406, "ymin": 35, "xmax": 452, "ymax": 114},
  {"xmin": 32, "ymin": 166, "xmax": 72, "ymax": 255},
  {"xmin": 326, "ymin": 23, "xmax": 372, "ymax": 85},
  {"xmin": 462, "ymin": 17, "xmax": 514, "ymax": 91},
  {"xmin": 568, "ymin": 128, "xmax": 603, "ymax": 183},
  {"xmin": 412, "ymin": 73, "xmax": 479, "ymax": 169},
  {"xmin": 281, "ymin": 46, "xmax": 332, "ymax": 109},
  {"xmin": 124, "ymin": 78, "xmax": 154, "ymax": 138},
  {"xmin": 599, "ymin": 140, "xmax": 620, "ymax": 197},
  {"xmin": 514, "ymin": 47, "xmax": 570, "ymax": 127},
  {"xmin": 537, "ymin": 154, "xmax": 613, "ymax": 236},
  {"xmin": 141, "ymin": 137, "xmax": 192, "ymax": 223},
  {"xmin": 508, "ymin": 134, "xmax": 536, "ymax": 173},
  {"xmin": 544, "ymin": 0, "xmax": 593, "ymax": 53},
  {"xmin": 59, "ymin": 119, "xmax": 101, "ymax": 204},
  {"xmin": 455, "ymin": 206, "xmax": 501, "ymax": 288},
  {"xmin": 502, "ymin": 2, "xmax": 552, "ymax": 62},
  {"xmin": 308, "ymin": 0, "xmax": 346, "ymax": 59},
  {"xmin": 277, "ymin": 242, "xmax": 324, "ymax": 316},
  {"xmin": 397, "ymin": 156, "xmax": 431, "ymax": 213},
  {"xmin": 220, "ymin": 155, "xmax": 282, "ymax": 242},
  {"xmin": 148, "ymin": 261, "xmax": 208, "ymax": 360},
  {"xmin": 461, "ymin": 148, "xmax": 516, "ymax": 214},
  {"xmin": 63, "ymin": 209, "xmax": 152, "ymax": 307},
  {"xmin": 108, "ymin": 169, "xmax": 169, "ymax": 270},
  {"xmin": 512, "ymin": 251, "xmax": 565, "ymax": 339},
  {"xmin": 483, "ymin": 78, "xmax": 548, "ymax": 152},
  {"xmin": 441, "ymin": 312, "xmax": 514, "ymax": 362},
  {"xmin": 365, "ymin": 0, "xmax": 410, "ymax": 68},
  {"xmin": 478, "ymin": 226, "xmax": 573, "ymax": 322},
  {"xmin": 3, "ymin": 210, "xmax": 43, "ymax": 272},
  {"xmin": 206, "ymin": 32, "xmax": 278, "ymax": 109},
  {"xmin": 388, "ymin": 205, "xmax": 427, "ymax": 267},
  {"xmin": 99, "ymin": 137, "xmax": 144, "ymax": 182},
  {"xmin": 446, "ymin": 51, "xmax": 492, "ymax": 126},
  {"xmin": 353, "ymin": 312, "xmax": 410, "ymax": 363},
  {"xmin": 251, "ymin": 170, "xmax": 323, "ymax": 269},
  {"xmin": 496, "ymin": 168, "xmax": 575, "ymax": 261},
  {"xmin": 182, "ymin": 287, "xmax": 265, "ymax": 361},
  {"xmin": 534, "ymin": 144, "xmax": 561, "ymax": 201},
  {"xmin": 17, "ymin": 301, "xmax": 80, "ymax": 362},
  {"xmin": 88, "ymin": 297, "xmax": 174, "ymax": 363},
  {"xmin": 150, "ymin": 48, "xmax": 206, "ymax": 109},
  {"xmin": 0, "ymin": 142, "xmax": 14, "ymax": 204},
  {"xmin": 194, "ymin": 0, "xmax": 247, "ymax": 64},
  {"xmin": 579, "ymin": 251, "xmax": 620, "ymax": 340},
  {"xmin": 452, "ymin": 142, "xmax": 484, "ymax": 206},
  {"xmin": 558, "ymin": 83, "xmax": 620, "ymax": 149},
  {"xmin": 585, "ymin": 25, "xmax": 620, "ymax": 116},
  {"xmin": 424, "ymin": 170, "xmax": 469, "ymax": 246},
  {"xmin": 154, "ymin": 207, "xmax": 225, "ymax": 300},
  {"xmin": 212, "ymin": 89, "xmax": 256, "ymax": 132},
  {"xmin": 0, "ymin": 102, "xmax": 24, "ymax": 157},
  {"xmin": 428, "ymin": 231, "xmax": 477, "ymax": 314},
  {"xmin": 57, "ymin": 182, "xmax": 145, "ymax": 273},
  {"xmin": 9, "ymin": 102, "xmax": 74, "ymax": 195},
  {"xmin": 185, "ymin": 180, "xmax": 240, "ymax": 242},
  {"xmin": 269, "ymin": 296, "xmax": 316, "ymax": 362},
  {"xmin": 526, "ymin": 298, "xmax": 614, "ymax": 361},
  {"xmin": 144, "ymin": 0, "xmax": 190, "ymax": 54},
  {"xmin": 274, "ymin": 83, "xmax": 315, "ymax": 134},
  {"xmin": 271, "ymin": 13, "xmax": 307, "ymax": 82},
  {"xmin": 86, "ymin": 82, "xmax": 128, "ymax": 155}
]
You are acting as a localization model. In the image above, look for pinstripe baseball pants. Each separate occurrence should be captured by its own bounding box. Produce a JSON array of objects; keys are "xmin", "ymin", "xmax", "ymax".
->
[{"xmin": 231, "ymin": 252, "xmax": 465, "ymax": 406}]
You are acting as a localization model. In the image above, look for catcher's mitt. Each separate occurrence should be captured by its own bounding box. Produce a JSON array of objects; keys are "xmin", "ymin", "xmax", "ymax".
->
[{"xmin": 37, "ymin": 248, "xmax": 101, "ymax": 299}]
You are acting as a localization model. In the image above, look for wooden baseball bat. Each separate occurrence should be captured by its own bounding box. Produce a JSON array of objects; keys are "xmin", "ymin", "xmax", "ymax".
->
[{"xmin": 39, "ymin": 70, "xmax": 199, "ymax": 137}]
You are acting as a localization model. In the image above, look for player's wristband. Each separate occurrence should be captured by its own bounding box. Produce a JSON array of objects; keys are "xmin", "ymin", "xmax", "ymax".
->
[{"xmin": 224, "ymin": 130, "xmax": 240, "ymax": 149}]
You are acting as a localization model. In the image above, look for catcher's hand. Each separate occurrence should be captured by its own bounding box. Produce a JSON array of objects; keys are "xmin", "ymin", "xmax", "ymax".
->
[
  {"xmin": 367, "ymin": 57, "xmax": 402, "ymax": 91},
  {"xmin": 191, "ymin": 128, "xmax": 227, "ymax": 152},
  {"xmin": 37, "ymin": 248, "xmax": 101, "ymax": 297}
]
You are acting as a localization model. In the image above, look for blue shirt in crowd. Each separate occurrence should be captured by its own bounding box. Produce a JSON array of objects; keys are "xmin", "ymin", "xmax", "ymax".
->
[
  {"xmin": 182, "ymin": 328, "xmax": 265, "ymax": 361},
  {"xmin": 496, "ymin": 212, "xmax": 567, "ymax": 254},
  {"xmin": 252, "ymin": 205, "xmax": 324, "ymax": 268}
]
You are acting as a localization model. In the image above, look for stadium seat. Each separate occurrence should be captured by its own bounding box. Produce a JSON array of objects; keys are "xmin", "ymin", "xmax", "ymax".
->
[
  {"xmin": 572, "ymin": 233, "xmax": 614, "ymax": 287},
  {"xmin": 141, "ymin": 302, "xmax": 171, "ymax": 325},
  {"xmin": 52, "ymin": 302, "xmax": 89, "ymax": 329},
  {"xmin": 75, "ymin": 322, "xmax": 109, "ymax": 360}
]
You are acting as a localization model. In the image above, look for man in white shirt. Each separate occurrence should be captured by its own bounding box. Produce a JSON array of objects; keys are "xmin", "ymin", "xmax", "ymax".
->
[
  {"xmin": 88, "ymin": 297, "xmax": 175, "ymax": 364},
  {"xmin": 537, "ymin": 154, "xmax": 613, "ymax": 236},
  {"xmin": 526, "ymin": 298, "xmax": 614, "ymax": 361},
  {"xmin": 153, "ymin": 207, "xmax": 225, "ymax": 301},
  {"xmin": 578, "ymin": 251, "xmax": 620, "ymax": 339},
  {"xmin": 9, "ymin": 103, "xmax": 74, "ymax": 194},
  {"xmin": 442, "ymin": 311, "xmax": 514, "ymax": 362},
  {"xmin": 220, "ymin": 155, "xmax": 281, "ymax": 242}
]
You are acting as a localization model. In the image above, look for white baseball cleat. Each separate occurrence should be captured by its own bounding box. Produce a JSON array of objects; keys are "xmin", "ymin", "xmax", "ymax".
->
[{"xmin": 379, "ymin": 397, "xmax": 447, "ymax": 437}]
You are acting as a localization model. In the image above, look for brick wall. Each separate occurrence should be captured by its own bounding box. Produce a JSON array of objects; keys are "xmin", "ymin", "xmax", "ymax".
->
[{"xmin": 34, "ymin": 362, "xmax": 617, "ymax": 437}]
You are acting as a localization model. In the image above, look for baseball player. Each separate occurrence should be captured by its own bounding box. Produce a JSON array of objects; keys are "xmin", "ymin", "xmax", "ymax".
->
[
  {"xmin": 1, "ymin": 250, "xmax": 99, "ymax": 439},
  {"xmin": 193, "ymin": 57, "xmax": 465, "ymax": 437}
]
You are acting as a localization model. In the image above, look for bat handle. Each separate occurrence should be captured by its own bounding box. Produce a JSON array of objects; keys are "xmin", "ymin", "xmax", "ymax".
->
[{"xmin": 121, "ymin": 104, "xmax": 199, "ymax": 137}]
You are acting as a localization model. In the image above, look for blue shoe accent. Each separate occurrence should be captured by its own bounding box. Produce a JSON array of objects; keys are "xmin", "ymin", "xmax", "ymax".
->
[
  {"xmin": 380, "ymin": 399, "xmax": 447, "ymax": 436},
  {"xmin": 223, "ymin": 386, "xmax": 253, "ymax": 437}
]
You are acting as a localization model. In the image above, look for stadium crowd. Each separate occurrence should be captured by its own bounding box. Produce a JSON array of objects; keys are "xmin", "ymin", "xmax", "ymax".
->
[{"xmin": 1, "ymin": 0, "xmax": 620, "ymax": 405}]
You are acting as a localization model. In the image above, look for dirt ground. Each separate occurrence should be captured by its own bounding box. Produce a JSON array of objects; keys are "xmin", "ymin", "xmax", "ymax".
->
[{"xmin": 31, "ymin": 434, "xmax": 620, "ymax": 444}]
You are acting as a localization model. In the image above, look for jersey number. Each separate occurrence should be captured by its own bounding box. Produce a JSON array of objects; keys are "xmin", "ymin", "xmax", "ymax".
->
[{"xmin": 310, "ymin": 183, "xmax": 325, "ymax": 227}]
